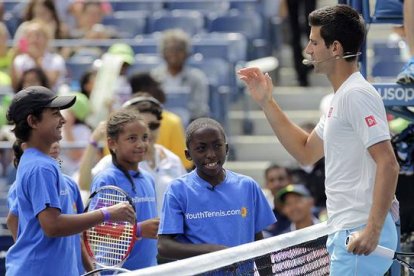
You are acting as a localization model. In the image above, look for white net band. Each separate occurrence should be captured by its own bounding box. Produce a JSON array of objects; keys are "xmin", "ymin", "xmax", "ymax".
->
[{"xmin": 123, "ymin": 222, "xmax": 335, "ymax": 276}]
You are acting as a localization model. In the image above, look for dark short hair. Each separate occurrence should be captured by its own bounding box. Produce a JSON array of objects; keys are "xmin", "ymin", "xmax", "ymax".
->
[
  {"xmin": 106, "ymin": 108, "xmax": 145, "ymax": 141},
  {"xmin": 185, "ymin": 117, "xmax": 226, "ymax": 148},
  {"xmin": 80, "ymin": 69, "xmax": 97, "ymax": 98},
  {"xmin": 309, "ymin": 4, "xmax": 365, "ymax": 61},
  {"xmin": 264, "ymin": 164, "xmax": 289, "ymax": 178},
  {"xmin": 15, "ymin": 67, "xmax": 49, "ymax": 93},
  {"xmin": 128, "ymin": 72, "xmax": 166, "ymax": 104}
]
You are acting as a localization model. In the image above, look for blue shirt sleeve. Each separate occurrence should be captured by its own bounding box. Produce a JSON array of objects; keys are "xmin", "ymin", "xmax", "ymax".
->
[
  {"xmin": 26, "ymin": 167, "xmax": 62, "ymax": 216},
  {"xmin": 158, "ymin": 182, "xmax": 185, "ymax": 235},
  {"xmin": 252, "ymin": 180, "xmax": 277, "ymax": 233},
  {"xmin": 8, "ymin": 183, "xmax": 18, "ymax": 216}
]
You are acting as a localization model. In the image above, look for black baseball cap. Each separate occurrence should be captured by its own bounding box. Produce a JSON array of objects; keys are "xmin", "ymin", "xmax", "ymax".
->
[
  {"xmin": 277, "ymin": 184, "xmax": 311, "ymax": 203},
  {"xmin": 7, "ymin": 86, "xmax": 76, "ymax": 123}
]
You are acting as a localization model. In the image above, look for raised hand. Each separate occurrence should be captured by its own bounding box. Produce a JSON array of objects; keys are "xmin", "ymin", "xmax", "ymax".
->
[{"xmin": 237, "ymin": 67, "xmax": 274, "ymax": 108}]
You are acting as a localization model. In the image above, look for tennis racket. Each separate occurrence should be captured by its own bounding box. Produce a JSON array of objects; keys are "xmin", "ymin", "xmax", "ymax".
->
[
  {"xmin": 346, "ymin": 235, "xmax": 414, "ymax": 272},
  {"xmin": 82, "ymin": 185, "xmax": 136, "ymax": 276}
]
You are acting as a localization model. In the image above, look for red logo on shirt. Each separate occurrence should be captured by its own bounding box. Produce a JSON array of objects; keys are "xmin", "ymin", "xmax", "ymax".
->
[
  {"xmin": 327, "ymin": 107, "xmax": 333, "ymax": 118},
  {"xmin": 365, "ymin": 115, "xmax": 377, "ymax": 127}
]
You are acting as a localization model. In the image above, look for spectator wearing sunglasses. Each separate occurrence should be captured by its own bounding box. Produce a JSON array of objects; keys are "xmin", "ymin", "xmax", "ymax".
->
[
  {"xmin": 129, "ymin": 72, "xmax": 192, "ymax": 170},
  {"xmin": 90, "ymin": 93, "xmax": 187, "ymax": 214}
]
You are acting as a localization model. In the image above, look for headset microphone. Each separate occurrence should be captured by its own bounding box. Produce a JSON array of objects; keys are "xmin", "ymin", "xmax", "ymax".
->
[
  {"xmin": 302, "ymin": 59, "xmax": 312, "ymax": 66},
  {"xmin": 302, "ymin": 52, "xmax": 362, "ymax": 66}
]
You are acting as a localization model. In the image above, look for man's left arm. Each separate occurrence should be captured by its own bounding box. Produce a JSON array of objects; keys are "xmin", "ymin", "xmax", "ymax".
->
[{"xmin": 347, "ymin": 140, "xmax": 399, "ymax": 255}]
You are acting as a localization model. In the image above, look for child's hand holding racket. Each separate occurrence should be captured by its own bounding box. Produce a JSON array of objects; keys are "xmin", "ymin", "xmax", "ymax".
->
[
  {"xmin": 105, "ymin": 202, "xmax": 135, "ymax": 224},
  {"xmin": 83, "ymin": 186, "xmax": 137, "ymax": 275},
  {"xmin": 139, "ymin": 218, "xmax": 160, "ymax": 239}
]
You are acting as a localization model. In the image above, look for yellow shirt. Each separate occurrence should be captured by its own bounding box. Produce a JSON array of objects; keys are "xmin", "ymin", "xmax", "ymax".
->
[
  {"xmin": 157, "ymin": 110, "xmax": 193, "ymax": 170},
  {"xmin": 0, "ymin": 49, "xmax": 13, "ymax": 72},
  {"xmin": 0, "ymin": 71, "xmax": 11, "ymax": 86}
]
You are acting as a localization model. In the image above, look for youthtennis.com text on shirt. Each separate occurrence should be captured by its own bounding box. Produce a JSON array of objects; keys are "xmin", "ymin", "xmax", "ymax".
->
[{"xmin": 185, "ymin": 208, "xmax": 248, "ymax": 220}]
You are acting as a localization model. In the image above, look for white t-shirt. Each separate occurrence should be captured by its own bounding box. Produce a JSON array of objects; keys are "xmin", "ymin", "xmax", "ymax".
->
[
  {"xmin": 92, "ymin": 144, "xmax": 187, "ymax": 214},
  {"xmin": 61, "ymin": 123, "xmax": 92, "ymax": 176},
  {"xmin": 315, "ymin": 72, "xmax": 390, "ymax": 230},
  {"xmin": 13, "ymin": 52, "xmax": 66, "ymax": 92},
  {"xmin": 262, "ymin": 188, "xmax": 274, "ymax": 209}
]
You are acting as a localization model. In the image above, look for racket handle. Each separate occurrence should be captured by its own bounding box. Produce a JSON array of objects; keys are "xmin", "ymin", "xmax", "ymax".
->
[
  {"xmin": 371, "ymin": 245, "xmax": 395, "ymax": 259},
  {"xmin": 345, "ymin": 235, "xmax": 395, "ymax": 259}
]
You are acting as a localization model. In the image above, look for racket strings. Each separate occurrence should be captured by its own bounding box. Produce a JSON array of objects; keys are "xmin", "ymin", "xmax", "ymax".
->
[
  {"xmin": 90, "ymin": 192, "xmax": 128, "ymax": 209},
  {"xmin": 87, "ymin": 225, "xmax": 134, "ymax": 265},
  {"xmin": 85, "ymin": 189, "xmax": 136, "ymax": 267}
]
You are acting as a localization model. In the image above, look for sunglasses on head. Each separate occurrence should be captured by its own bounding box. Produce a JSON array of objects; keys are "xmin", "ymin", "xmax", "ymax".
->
[{"xmin": 148, "ymin": 122, "xmax": 161, "ymax": 131}]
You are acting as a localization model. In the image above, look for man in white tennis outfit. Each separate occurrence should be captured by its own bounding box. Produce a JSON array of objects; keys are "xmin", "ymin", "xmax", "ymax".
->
[{"xmin": 238, "ymin": 4, "xmax": 399, "ymax": 275}]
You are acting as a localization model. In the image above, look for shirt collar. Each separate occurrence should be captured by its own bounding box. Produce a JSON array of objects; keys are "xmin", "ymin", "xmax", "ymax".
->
[
  {"xmin": 190, "ymin": 169, "xmax": 228, "ymax": 190},
  {"xmin": 109, "ymin": 163, "xmax": 141, "ymax": 178},
  {"xmin": 128, "ymin": 170, "xmax": 140, "ymax": 178}
]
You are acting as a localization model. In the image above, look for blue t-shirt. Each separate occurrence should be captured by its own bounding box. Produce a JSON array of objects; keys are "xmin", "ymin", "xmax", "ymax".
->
[
  {"xmin": 159, "ymin": 170, "xmax": 276, "ymax": 246},
  {"xmin": 7, "ymin": 176, "xmax": 85, "ymax": 274},
  {"xmin": 91, "ymin": 164, "xmax": 158, "ymax": 270},
  {"xmin": 64, "ymin": 175, "xmax": 85, "ymax": 275},
  {"xmin": 8, "ymin": 176, "xmax": 84, "ymax": 274},
  {"xmin": 6, "ymin": 148, "xmax": 78, "ymax": 276}
]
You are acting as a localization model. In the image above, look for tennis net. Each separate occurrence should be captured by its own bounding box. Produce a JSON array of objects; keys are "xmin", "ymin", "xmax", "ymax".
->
[{"xmin": 124, "ymin": 222, "xmax": 335, "ymax": 276}]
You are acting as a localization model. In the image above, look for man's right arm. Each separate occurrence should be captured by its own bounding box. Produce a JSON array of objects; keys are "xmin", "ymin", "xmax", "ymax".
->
[{"xmin": 238, "ymin": 67, "xmax": 324, "ymax": 165}]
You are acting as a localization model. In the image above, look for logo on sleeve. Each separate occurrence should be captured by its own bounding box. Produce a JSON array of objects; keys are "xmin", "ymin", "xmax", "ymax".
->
[
  {"xmin": 241, "ymin": 207, "xmax": 248, "ymax": 218},
  {"xmin": 365, "ymin": 115, "xmax": 377, "ymax": 127}
]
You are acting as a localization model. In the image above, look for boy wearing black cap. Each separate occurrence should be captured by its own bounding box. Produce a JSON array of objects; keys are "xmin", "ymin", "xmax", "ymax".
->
[
  {"xmin": 5, "ymin": 86, "xmax": 135, "ymax": 276},
  {"xmin": 277, "ymin": 184, "xmax": 319, "ymax": 232}
]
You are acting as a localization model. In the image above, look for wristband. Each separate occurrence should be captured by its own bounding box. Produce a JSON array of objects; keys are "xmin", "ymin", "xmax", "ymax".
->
[
  {"xmin": 89, "ymin": 138, "xmax": 99, "ymax": 149},
  {"xmin": 136, "ymin": 222, "xmax": 142, "ymax": 238},
  {"xmin": 100, "ymin": 207, "xmax": 110, "ymax": 222}
]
